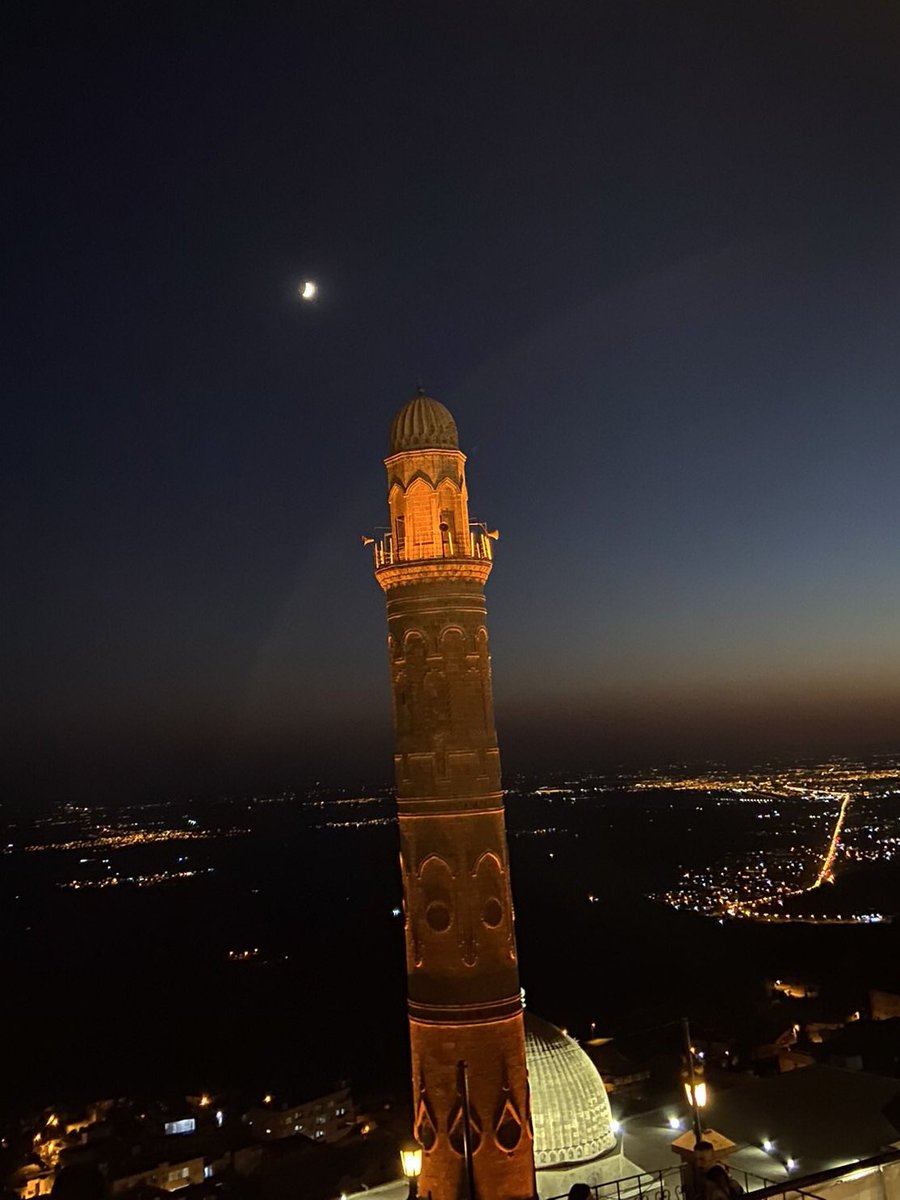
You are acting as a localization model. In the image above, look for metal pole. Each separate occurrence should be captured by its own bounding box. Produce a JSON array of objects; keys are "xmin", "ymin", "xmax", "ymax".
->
[
  {"xmin": 457, "ymin": 1060, "xmax": 477, "ymax": 1200},
  {"xmin": 682, "ymin": 1017, "xmax": 703, "ymax": 1147}
]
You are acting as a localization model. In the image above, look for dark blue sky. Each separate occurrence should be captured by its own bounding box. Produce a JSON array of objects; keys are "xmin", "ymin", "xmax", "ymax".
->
[{"xmin": 4, "ymin": 2, "xmax": 900, "ymax": 803}]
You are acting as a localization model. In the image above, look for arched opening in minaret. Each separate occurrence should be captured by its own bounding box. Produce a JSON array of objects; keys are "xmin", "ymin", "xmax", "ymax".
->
[{"xmin": 406, "ymin": 478, "xmax": 435, "ymax": 558}]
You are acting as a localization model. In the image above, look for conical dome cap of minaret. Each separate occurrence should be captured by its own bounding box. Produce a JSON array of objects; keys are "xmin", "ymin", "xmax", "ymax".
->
[{"xmin": 389, "ymin": 387, "xmax": 459, "ymax": 454}]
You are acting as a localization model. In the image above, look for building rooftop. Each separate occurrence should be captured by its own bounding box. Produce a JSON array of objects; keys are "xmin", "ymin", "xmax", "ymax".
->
[{"xmin": 619, "ymin": 1065, "xmax": 900, "ymax": 1180}]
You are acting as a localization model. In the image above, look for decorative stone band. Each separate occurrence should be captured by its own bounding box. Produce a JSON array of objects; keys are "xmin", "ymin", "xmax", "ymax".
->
[
  {"xmin": 376, "ymin": 558, "xmax": 492, "ymax": 592},
  {"xmin": 397, "ymin": 794, "xmax": 505, "ymax": 817},
  {"xmin": 409, "ymin": 992, "xmax": 524, "ymax": 1025}
]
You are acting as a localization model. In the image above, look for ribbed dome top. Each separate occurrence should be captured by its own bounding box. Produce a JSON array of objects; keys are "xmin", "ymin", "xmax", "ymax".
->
[
  {"xmin": 389, "ymin": 390, "xmax": 459, "ymax": 454},
  {"xmin": 525, "ymin": 1011, "xmax": 616, "ymax": 1169}
]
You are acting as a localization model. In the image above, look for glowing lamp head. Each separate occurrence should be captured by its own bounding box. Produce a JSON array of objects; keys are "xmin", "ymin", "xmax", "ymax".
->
[
  {"xmin": 684, "ymin": 1080, "xmax": 708, "ymax": 1108},
  {"xmin": 300, "ymin": 280, "xmax": 317, "ymax": 301},
  {"xmin": 400, "ymin": 1142, "xmax": 423, "ymax": 1179},
  {"xmin": 668, "ymin": 1115, "xmax": 682, "ymax": 1131},
  {"xmin": 611, "ymin": 1118, "xmax": 622, "ymax": 1135},
  {"xmin": 786, "ymin": 1158, "xmax": 798, "ymax": 1173},
  {"xmin": 762, "ymin": 1139, "xmax": 776, "ymax": 1154},
  {"xmin": 263, "ymin": 1094, "xmax": 273, "ymax": 1105}
]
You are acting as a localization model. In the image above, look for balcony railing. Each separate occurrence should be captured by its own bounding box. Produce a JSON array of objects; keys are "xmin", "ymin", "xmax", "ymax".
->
[
  {"xmin": 546, "ymin": 1163, "xmax": 776, "ymax": 1200},
  {"xmin": 743, "ymin": 1149, "xmax": 900, "ymax": 1200},
  {"xmin": 546, "ymin": 1149, "xmax": 900, "ymax": 1200},
  {"xmin": 371, "ymin": 523, "xmax": 495, "ymax": 569}
]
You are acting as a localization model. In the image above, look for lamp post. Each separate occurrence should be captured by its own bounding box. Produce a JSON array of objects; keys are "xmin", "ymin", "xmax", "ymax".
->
[
  {"xmin": 681, "ymin": 1017, "xmax": 707, "ymax": 1147},
  {"xmin": 400, "ymin": 1141, "xmax": 423, "ymax": 1200},
  {"xmin": 683, "ymin": 1077, "xmax": 708, "ymax": 1111},
  {"xmin": 456, "ymin": 1060, "xmax": 477, "ymax": 1200}
]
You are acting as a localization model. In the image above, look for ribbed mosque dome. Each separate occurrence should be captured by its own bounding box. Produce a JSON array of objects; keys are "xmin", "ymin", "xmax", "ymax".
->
[
  {"xmin": 525, "ymin": 1011, "xmax": 617, "ymax": 1169},
  {"xmin": 389, "ymin": 389, "xmax": 459, "ymax": 454}
]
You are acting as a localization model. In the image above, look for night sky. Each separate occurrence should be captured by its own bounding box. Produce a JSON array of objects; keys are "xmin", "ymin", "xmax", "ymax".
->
[{"xmin": 4, "ymin": 2, "xmax": 900, "ymax": 804}]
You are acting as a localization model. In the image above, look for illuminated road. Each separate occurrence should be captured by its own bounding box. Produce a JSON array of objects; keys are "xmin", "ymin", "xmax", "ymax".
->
[
  {"xmin": 659, "ymin": 789, "xmax": 858, "ymax": 920},
  {"xmin": 812, "ymin": 793, "xmax": 852, "ymax": 888}
]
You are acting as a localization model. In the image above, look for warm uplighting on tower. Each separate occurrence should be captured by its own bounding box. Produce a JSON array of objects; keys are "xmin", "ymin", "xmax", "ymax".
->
[{"xmin": 371, "ymin": 391, "xmax": 535, "ymax": 1200}]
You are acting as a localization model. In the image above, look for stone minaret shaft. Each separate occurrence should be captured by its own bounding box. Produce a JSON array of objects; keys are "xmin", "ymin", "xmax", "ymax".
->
[{"xmin": 372, "ymin": 392, "xmax": 535, "ymax": 1200}]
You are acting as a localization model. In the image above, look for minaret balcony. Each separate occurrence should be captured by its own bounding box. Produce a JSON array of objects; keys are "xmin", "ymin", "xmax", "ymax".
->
[
  {"xmin": 370, "ymin": 523, "xmax": 496, "ymax": 569},
  {"xmin": 368, "ymin": 523, "xmax": 497, "ymax": 590}
]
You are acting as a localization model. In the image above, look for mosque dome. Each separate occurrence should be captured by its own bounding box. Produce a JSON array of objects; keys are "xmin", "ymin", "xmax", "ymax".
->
[
  {"xmin": 525, "ymin": 1011, "xmax": 617, "ymax": 1169},
  {"xmin": 389, "ymin": 389, "xmax": 459, "ymax": 454}
]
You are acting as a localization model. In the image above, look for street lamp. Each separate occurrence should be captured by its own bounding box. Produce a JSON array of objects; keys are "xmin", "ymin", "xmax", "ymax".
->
[
  {"xmin": 681, "ymin": 1018, "xmax": 708, "ymax": 1146},
  {"xmin": 400, "ymin": 1140, "xmax": 423, "ymax": 1199},
  {"xmin": 683, "ymin": 1078, "xmax": 708, "ymax": 1110}
]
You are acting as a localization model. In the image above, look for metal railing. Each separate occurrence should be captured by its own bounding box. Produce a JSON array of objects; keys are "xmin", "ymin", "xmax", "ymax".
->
[
  {"xmin": 547, "ymin": 1163, "xmax": 776, "ymax": 1200},
  {"xmin": 743, "ymin": 1149, "xmax": 900, "ymax": 1200},
  {"xmin": 545, "ymin": 1163, "xmax": 680, "ymax": 1200},
  {"xmin": 547, "ymin": 1149, "xmax": 900, "ymax": 1200},
  {"xmin": 372, "ymin": 524, "xmax": 494, "ymax": 568}
]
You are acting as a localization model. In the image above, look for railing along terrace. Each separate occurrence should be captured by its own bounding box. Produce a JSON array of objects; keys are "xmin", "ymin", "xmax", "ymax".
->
[
  {"xmin": 372, "ymin": 523, "xmax": 495, "ymax": 568},
  {"xmin": 742, "ymin": 1149, "xmax": 900, "ymax": 1200},
  {"xmin": 547, "ymin": 1164, "xmax": 777, "ymax": 1200},
  {"xmin": 548, "ymin": 1150, "xmax": 900, "ymax": 1200}
]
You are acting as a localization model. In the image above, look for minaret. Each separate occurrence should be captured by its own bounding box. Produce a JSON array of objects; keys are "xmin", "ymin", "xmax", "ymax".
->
[{"xmin": 370, "ymin": 390, "xmax": 536, "ymax": 1200}]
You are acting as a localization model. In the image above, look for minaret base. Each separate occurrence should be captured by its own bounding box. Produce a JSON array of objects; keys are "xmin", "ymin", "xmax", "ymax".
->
[{"xmin": 412, "ymin": 1011, "xmax": 536, "ymax": 1200}]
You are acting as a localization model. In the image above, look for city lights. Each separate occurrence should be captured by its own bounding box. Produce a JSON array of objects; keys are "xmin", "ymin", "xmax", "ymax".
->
[
  {"xmin": 60, "ymin": 868, "xmax": 212, "ymax": 890},
  {"xmin": 648, "ymin": 762, "xmax": 900, "ymax": 922}
]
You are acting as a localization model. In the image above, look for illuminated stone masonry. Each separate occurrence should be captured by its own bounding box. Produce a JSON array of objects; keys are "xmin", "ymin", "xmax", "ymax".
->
[{"xmin": 371, "ymin": 390, "xmax": 536, "ymax": 1200}]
